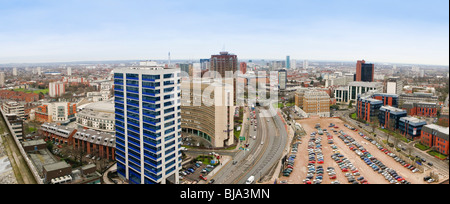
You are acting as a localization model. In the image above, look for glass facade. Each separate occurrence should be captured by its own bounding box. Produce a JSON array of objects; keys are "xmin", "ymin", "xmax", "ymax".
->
[{"xmin": 114, "ymin": 67, "xmax": 181, "ymax": 184}]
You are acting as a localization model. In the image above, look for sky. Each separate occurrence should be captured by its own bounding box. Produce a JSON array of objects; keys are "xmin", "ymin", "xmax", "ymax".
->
[{"xmin": 0, "ymin": 0, "xmax": 448, "ymax": 65}]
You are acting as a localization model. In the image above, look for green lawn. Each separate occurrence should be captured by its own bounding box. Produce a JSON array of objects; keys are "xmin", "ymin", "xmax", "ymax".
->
[
  {"xmin": 351, "ymin": 113, "xmax": 357, "ymax": 120},
  {"xmin": 428, "ymin": 150, "xmax": 447, "ymax": 159},
  {"xmin": 14, "ymin": 88, "xmax": 49, "ymax": 94},
  {"xmin": 379, "ymin": 128, "xmax": 409, "ymax": 143},
  {"xmin": 414, "ymin": 143, "xmax": 430, "ymax": 151}
]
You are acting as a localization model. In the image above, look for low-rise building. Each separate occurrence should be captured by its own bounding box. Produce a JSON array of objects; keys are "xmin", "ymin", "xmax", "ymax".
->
[
  {"xmin": 378, "ymin": 106, "xmax": 407, "ymax": 131},
  {"xmin": 73, "ymin": 128, "xmax": 116, "ymax": 160},
  {"xmin": 357, "ymin": 96, "xmax": 383, "ymax": 123},
  {"xmin": 402, "ymin": 102, "xmax": 439, "ymax": 118},
  {"xmin": 420, "ymin": 124, "xmax": 449, "ymax": 155},
  {"xmin": 398, "ymin": 116, "xmax": 427, "ymax": 140},
  {"xmin": 76, "ymin": 101, "xmax": 115, "ymax": 133}
]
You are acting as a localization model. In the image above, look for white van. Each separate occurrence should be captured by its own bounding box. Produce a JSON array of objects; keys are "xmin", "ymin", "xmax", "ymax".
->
[{"xmin": 246, "ymin": 176, "xmax": 255, "ymax": 184}]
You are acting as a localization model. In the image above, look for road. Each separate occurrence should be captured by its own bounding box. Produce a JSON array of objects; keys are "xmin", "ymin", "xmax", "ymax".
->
[
  {"xmin": 335, "ymin": 108, "xmax": 449, "ymax": 176},
  {"xmin": 201, "ymin": 105, "xmax": 287, "ymax": 184}
]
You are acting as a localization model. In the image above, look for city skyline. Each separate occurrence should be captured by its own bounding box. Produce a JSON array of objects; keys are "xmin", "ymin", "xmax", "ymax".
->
[{"xmin": 0, "ymin": 0, "xmax": 448, "ymax": 66}]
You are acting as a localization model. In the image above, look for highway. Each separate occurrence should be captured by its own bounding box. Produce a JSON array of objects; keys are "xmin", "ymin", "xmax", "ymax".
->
[{"xmin": 208, "ymin": 106, "xmax": 288, "ymax": 184}]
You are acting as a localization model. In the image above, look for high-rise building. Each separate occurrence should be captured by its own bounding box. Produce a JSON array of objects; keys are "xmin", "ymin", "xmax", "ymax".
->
[
  {"xmin": 200, "ymin": 59, "xmax": 210, "ymax": 70},
  {"xmin": 355, "ymin": 60, "xmax": 374, "ymax": 82},
  {"xmin": 49, "ymin": 82, "xmax": 66, "ymax": 97},
  {"xmin": 67, "ymin": 67, "xmax": 72, "ymax": 76},
  {"xmin": 0, "ymin": 72, "xmax": 5, "ymax": 87},
  {"xmin": 291, "ymin": 59, "xmax": 297, "ymax": 70},
  {"xmin": 114, "ymin": 64, "xmax": 182, "ymax": 184},
  {"xmin": 240, "ymin": 62, "xmax": 247, "ymax": 74},
  {"xmin": 210, "ymin": 51, "xmax": 238, "ymax": 79},
  {"xmin": 303, "ymin": 60, "xmax": 309, "ymax": 69},
  {"xmin": 286, "ymin": 56, "xmax": 291, "ymax": 69},
  {"xmin": 13, "ymin": 67, "xmax": 17, "ymax": 76},
  {"xmin": 278, "ymin": 69, "xmax": 287, "ymax": 90},
  {"xmin": 386, "ymin": 77, "xmax": 403, "ymax": 95}
]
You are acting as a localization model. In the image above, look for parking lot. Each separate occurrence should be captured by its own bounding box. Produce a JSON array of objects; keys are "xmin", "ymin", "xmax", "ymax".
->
[
  {"xmin": 279, "ymin": 117, "xmax": 438, "ymax": 184},
  {"xmin": 180, "ymin": 161, "xmax": 218, "ymax": 184}
]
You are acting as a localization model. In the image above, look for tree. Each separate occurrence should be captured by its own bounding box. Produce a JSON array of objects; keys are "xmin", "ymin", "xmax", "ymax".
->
[{"xmin": 348, "ymin": 100, "xmax": 354, "ymax": 109}]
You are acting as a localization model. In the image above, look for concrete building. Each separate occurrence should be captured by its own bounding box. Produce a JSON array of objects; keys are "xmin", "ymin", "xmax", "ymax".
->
[
  {"xmin": 302, "ymin": 90, "xmax": 330, "ymax": 117},
  {"xmin": 114, "ymin": 64, "xmax": 182, "ymax": 184},
  {"xmin": 0, "ymin": 72, "xmax": 5, "ymax": 87},
  {"xmin": 334, "ymin": 81, "xmax": 383, "ymax": 104},
  {"xmin": 35, "ymin": 102, "xmax": 77, "ymax": 125},
  {"xmin": 2, "ymin": 101, "xmax": 25, "ymax": 119},
  {"xmin": 399, "ymin": 93, "xmax": 438, "ymax": 108},
  {"xmin": 49, "ymin": 82, "xmax": 65, "ymax": 97},
  {"xmin": 76, "ymin": 101, "xmax": 115, "ymax": 133},
  {"xmin": 5, "ymin": 114, "xmax": 24, "ymax": 140},
  {"xmin": 180, "ymin": 80, "xmax": 234, "ymax": 148},
  {"xmin": 386, "ymin": 77, "xmax": 403, "ymax": 95}
]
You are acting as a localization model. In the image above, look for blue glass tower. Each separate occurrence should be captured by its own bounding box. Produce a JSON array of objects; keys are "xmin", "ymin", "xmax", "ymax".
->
[{"xmin": 114, "ymin": 63, "xmax": 182, "ymax": 184}]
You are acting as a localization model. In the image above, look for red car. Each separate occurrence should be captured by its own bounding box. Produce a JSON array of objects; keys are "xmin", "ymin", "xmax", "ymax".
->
[
  {"xmin": 199, "ymin": 175, "xmax": 207, "ymax": 181},
  {"xmin": 334, "ymin": 126, "xmax": 339, "ymax": 129},
  {"xmin": 352, "ymin": 170, "xmax": 359, "ymax": 173},
  {"xmin": 342, "ymin": 168, "xmax": 348, "ymax": 172},
  {"xmin": 317, "ymin": 160, "xmax": 324, "ymax": 164},
  {"xmin": 329, "ymin": 175, "xmax": 337, "ymax": 179}
]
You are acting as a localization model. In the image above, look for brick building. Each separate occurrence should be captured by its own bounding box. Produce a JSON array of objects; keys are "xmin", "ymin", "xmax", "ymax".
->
[
  {"xmin": 402, "ymin": 102, "xmax": 439, "ymax": 118},
  {"xmin": 357, "ymin": 96, "xmax": 383, "ymax": 123},
  {"xmin": 0, "ymin": 90, "xmax": 39, "ymax": 103},
  {"xmin": 420, "ymin": 124, "xmax": 449, "ymax": 155},
  {"xmin": 378, "ymin": 106, "xmax": 407, "ymax": 131}
]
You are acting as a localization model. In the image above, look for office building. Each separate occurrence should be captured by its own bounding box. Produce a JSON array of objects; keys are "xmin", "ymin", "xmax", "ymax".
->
[
  {"xmin": 114, "ymin": 64, "xmax": 182, "ymax": 184},
  {"xmin": 302, "ymin": 90, "xmax": 330, "ymax": 117},
  {"xmin": 35, "ymin": 102, "xmax": 77, "ymax": 125},
  {"xmin": 200, "ymin": 59, "xmax": 210, "ymax": 70},
  {"xmin": 2, "ymin": 101, "xmax": 25, "ymax": 119},
  {"xmin": 398, "ymin": 116, "xmax": 427, "ymax": 140},
  {"xmin": 399, "ymin": 93, "xmax": 438, "ymax": 107},
  {"xmin": 334, "ymin": 81, "xmax": 383, "ymax": 104},
  {"xmin": 286, "ymin": 56, "xmax": 291, "ymax": 69},
  {"xmin": 180, "ymin": 80, "xmax": 234, "ymax": 148},
  {"xmin": 420, "ymin": 124, "xmax": 449, "ymax": 155},
  {"xmin": 0, "ymin": 72, "xmax": 5, "ymax": 87},
  {"xmin": 278, "ymin": 69, "xmax": 287, "ymax": 90},
  {"xmin": 239, "ymin": 62, "xmax": 247, "ymax": 74},
  {"xmin": 76, "ymin": 101, "xmax": 115, "ymax": 133},
  {"xmin": 210, "ymin": 51, "xmax": 238, "ymax": 78},
  {"xmin": 49, "ymin": 82, "xmax": 66, "ymax": 97},
  {"xmin": 356, "ymin": 96, "xmax": 383, "ymax": 123},
  {"xmin": 386, "ymin": 77, "xmax": 403, "ymax": 95},
  {"xmin": 402, "ymin": 102, "xmax": 439, "ymax": 118},
  {"xmin": 371, "ymin": 93, "xmax": 399, "ymax": 107},
  {"xmin": 355, "ymin": 60, "xmax": 374, "ymax": 82},
  {"xmin": 378, "ymin": 106, "xmax": 407, "ymax": 130}
]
